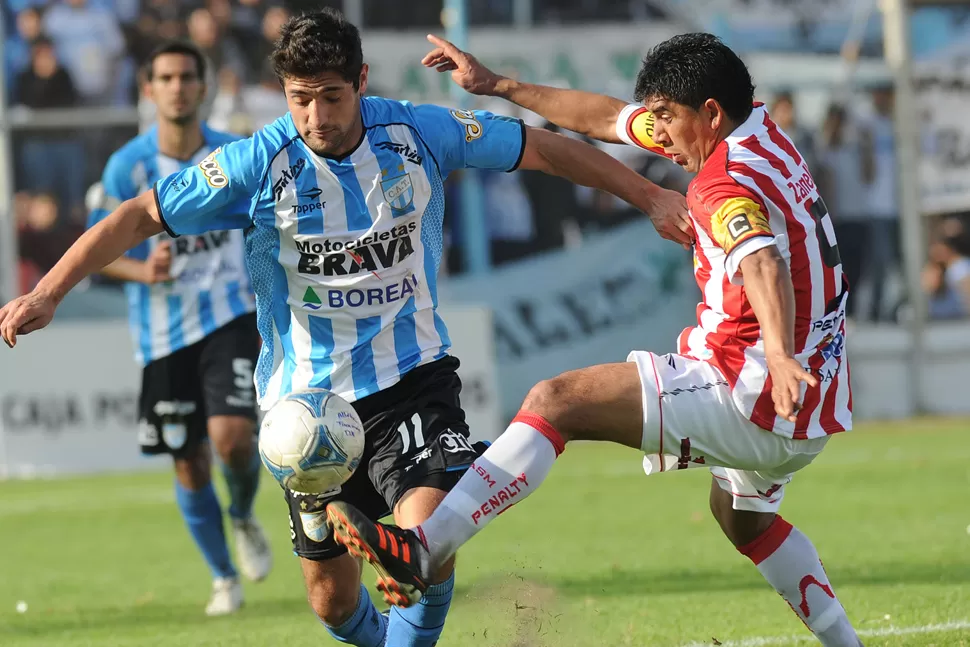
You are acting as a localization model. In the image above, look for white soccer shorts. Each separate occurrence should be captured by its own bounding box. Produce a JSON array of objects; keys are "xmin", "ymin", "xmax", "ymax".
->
[{"xmin": 627, "ymin": 350, "xmax": 829, "ymax": 513}]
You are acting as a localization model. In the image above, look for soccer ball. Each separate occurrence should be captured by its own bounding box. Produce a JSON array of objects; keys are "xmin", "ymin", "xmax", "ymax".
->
[{"xmin": 258, "ymin": 389, "xmax": 365, "ymax": 494}]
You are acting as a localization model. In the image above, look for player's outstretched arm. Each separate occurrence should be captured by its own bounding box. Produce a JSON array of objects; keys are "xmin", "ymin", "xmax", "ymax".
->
[
  {"xmin": 740, "ymin": 246, "xmax": 818, "ymax": 422},
  {"xmin": 518, "ymin": 126, "xmax": 692, "ymax": 247},
  {"xmin": 423, "ymin": 35, "xmax": 626, "ymax": 144},
  {"xmin": 0, "ymin": 191, "xmax": 164, "ymax": 347}
]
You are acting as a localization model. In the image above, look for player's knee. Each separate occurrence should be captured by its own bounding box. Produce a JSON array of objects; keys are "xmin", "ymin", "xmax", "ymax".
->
[
  {"xmin": 209, "ymin": 416, "xmax": 256, "ymax": 469},
  {"xmin": 521, "ymin": 375, "xmax": 577, "ymax": 439},
  {"xmin": 722, "ymin": 512, "xmax": 776, "ymax": 548},
  {"xmin": 174, "ymin": 452, "xmax": 210, "ymax": 490},
  {"xmin": 742, "ymin": 511, "xmax": 777, "ymax": 546},
  {"xmin": 709, "ymin": 490, "xmax": 776, "ymax": 547},
  {"xmin": 306, "ymin": 574, "xmax": 360, "ymax": 626},
  {"xmin": 215, "ymin": 440, "xmax": 254, "ymax": 471}
]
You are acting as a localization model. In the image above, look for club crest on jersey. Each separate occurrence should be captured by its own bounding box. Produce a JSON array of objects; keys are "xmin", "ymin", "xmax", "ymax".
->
[{"xmin": 381, "ymin": 166, "xmax": 414, "ymax": 213}]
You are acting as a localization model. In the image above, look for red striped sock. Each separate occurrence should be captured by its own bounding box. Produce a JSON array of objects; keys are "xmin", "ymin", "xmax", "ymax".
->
[
  {"xmin": 740, "ymin": 517, "xmax": 861, "ymax": 646},
  {"xmin": 415, "ymin": 412, "xmax": 563, "ymax": 565}
]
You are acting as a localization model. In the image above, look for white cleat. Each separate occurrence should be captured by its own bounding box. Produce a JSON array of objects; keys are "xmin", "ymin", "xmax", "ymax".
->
[
  {"xmin": 232, "ymin": 517, "xmax": 273, "ymax": 582},
  {"xmin": 205, "ymin": 576, "xmax": 243, "ymax": 616}
]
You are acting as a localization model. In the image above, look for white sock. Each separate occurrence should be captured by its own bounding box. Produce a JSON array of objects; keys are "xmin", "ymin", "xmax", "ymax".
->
[
  {"xmin": 415, "ymin": 412, "xmax": 565, "ymax": 565},
  {"xmin": 740, "ymin": 516, "xmax": 862, "ymax": 647}
]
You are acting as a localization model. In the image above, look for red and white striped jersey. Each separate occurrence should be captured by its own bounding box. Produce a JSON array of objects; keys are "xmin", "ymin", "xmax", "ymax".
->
[{"xmin": 616, "ymin": 103, "xmax": 852, "ymax": 439}]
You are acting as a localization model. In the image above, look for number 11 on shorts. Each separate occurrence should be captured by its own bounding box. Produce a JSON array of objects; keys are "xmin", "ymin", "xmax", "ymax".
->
[{"xmin": 398, "ymin": 415, "xmax": 425, "ymax": 453}]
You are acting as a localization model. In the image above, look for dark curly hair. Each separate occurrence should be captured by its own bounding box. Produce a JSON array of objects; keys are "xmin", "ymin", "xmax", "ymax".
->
[
  {"xmin": 271, "ymin": 8, "xmax": 363, "ymax": 88},
  {"xmin": 634, "ymin": 33, "xmax": 755, "ymax": 124}
]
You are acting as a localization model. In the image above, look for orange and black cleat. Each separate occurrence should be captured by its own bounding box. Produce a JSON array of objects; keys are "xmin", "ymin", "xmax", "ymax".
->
[{"xmin": 326, "ymin": 501, "xmax": 435, "ymax": 608}]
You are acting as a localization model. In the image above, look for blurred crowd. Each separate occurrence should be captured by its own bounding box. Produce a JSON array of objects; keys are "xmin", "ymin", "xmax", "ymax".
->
[
  {"xmin": 5, "ymin": 0, "xmax": 307, "ymax": 212},
  {"xmin": 4, "ymin": 0, "xmax": 694, "ymax": 297},
  {"xmin": 782, "ymin": 85, "xmax": 970, "ymax": 322},
  {"xmin": 4, "ymin": 0, "xmax": 969, "ymax": 321},
  {"xmin": 805, "ymin": 85, "xmax": 904, "ymax": 323}
]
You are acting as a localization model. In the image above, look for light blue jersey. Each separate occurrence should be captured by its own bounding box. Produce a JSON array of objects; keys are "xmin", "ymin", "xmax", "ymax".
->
[
  {"xmin": 88, "ymin": 124, "xmax": 256, "ymax": 366},
  {"xmin": 154, "ymin": 97, "xmax": 525, "ymax": 409}
]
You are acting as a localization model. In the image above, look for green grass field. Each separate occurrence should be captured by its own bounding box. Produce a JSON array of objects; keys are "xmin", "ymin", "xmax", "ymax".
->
[{"xmin": 2, "ymin": 419, "xmax": 969, "ymax": 647}]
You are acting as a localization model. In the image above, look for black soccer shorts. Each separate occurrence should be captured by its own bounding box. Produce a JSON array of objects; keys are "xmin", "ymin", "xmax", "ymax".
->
[
  {"xmin": 285, "ymin": 356, "xmax": 486, "ymax": 561},
  {"xmin": 138, "ymin": 313, "xmax": 260, "ymax": 457}
]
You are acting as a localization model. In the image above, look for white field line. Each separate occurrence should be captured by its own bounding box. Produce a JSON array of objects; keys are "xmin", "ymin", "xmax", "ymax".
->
[{"xmin": 677, "ymin": 620, "xmax": 970, "ymax": 647}]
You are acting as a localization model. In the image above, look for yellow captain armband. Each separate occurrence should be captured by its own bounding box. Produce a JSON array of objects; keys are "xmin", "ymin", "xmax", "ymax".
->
[{"xmin": 710, "ymin": 197, "xmax": 772, "ymax": 253}]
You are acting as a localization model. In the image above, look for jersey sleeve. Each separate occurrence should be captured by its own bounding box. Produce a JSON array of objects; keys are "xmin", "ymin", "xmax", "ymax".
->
[
  {"xmin": 411, "ymin": 104, "xmax": 526, "ymax": 177},
  {"xmin": 695, "ymin": 180, "xmax": 777, "ymax": 283},
  {"xmin": 615, "ymin": 104, "xmax": 671, "ymax": 158},
  {"xmin": 153, "ymin": 137, "xmax": 260, "ymax": 236},
  {"xmin": 87, "ymin": 152, "xmax": 136, "ymax": 229}
]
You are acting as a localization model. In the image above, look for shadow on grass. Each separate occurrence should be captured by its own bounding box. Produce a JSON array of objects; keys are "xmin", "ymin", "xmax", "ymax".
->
[
  {"xmin": 453, "ymin": 558, "xmax": 970, "ymax": 600},
  {"xmin": 5, "ymin": 560, "xmax": 966, "ymax": 643}
]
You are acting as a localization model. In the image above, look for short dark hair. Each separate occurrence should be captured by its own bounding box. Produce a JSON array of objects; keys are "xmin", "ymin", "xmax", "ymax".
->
[
  {"xmin": 271, "ymin": 9, "xmax": 363, "ymax": 88},
  {"xmin": 145, "ymin": 41, "xmax": 206, "ymax": 81},
  {"xmin": 634, "ymin": 33, "xmax": 755, "ymax": 125}
]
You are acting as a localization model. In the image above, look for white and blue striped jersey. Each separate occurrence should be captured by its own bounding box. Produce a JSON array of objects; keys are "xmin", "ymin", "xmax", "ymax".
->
[
  {"xmin": 88, "ymin": 124, "xmax": 256, "ymax": 366},
  {"xmin": 154, "ymin": 96, "xmax": 525, "ymax": 409}
]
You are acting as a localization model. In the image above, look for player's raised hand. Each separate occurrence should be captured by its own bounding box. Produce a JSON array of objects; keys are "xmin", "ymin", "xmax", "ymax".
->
[
  {"xmin": 421, "ymin": 35, "xmax": 502, "ymax": 96},
  {"xmin": 0, "ymin": 290, "xmax": 58, "ymax": 348},
  {"xmin": 766, "ymin": 354, "xmax": 818, "ymax": 423},
  {"xmin": 646, "ymin": 188, "xmax": 694, "ymax": 250},
  {"xmin": 144, "ymin": 241, "xmax": 172, "ymax": 284}
]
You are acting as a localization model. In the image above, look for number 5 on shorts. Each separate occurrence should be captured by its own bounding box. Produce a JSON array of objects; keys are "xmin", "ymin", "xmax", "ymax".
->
[{"xmin": 233, "ymin": 358, "xmax": 253, "ymax": 389}]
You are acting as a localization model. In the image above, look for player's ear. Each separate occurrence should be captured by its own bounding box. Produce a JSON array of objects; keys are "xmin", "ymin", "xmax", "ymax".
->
[
  {"xmin": 704, "ymin": 98, "xmax": 722, "ymax": 132},
  {"xmin": 357, "ymin": 64, "xmax": 369, "ymax": 96},
  {"xmin": 140, "ymin": 67, "xmax": 153, "ymax": 102}
]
